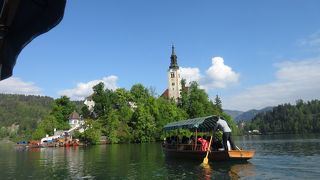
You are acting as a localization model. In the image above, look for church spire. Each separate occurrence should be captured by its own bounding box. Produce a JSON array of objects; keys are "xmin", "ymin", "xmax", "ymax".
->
[
  {"xmin": 170, "ymin": 45, "xmax": 179, "ymax": 69},
  {"xmin": 171, "ymin": 44, "xmax": 176, "ymax": 55}
]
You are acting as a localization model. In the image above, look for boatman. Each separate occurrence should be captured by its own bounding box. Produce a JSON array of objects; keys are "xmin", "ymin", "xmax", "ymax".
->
[{"xmin": 214, "ymin": 116, "xmax": 236, "ymax": 151}]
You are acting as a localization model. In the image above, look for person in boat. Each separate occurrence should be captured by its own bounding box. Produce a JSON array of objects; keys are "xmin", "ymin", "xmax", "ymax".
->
[
  {"xmin": 181, "ymin": 136, "xmax": 188, "ymax": 144},
  {"xmin": 214, "ymin": 116, "xmax": 236, "ymax": 151},
  {"xmin": 197, "ymin": 136, "xmax": 209, "ymax": 151},
  {"xmin": 170, "ymin": 136, "xmax": 177, "ymax": 145},
  {"xmin": 211, "ymin": 136, "xmax": 223, "ymax": 151},
  {"xmin": 188, "ymin": 135, "xmax": 195, "ymax": 144}
]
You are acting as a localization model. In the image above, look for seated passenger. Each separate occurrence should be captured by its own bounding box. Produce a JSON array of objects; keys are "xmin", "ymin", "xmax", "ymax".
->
[{"xmin": 197, "ymin": 136, "xmax": 209, "ymax": 151}]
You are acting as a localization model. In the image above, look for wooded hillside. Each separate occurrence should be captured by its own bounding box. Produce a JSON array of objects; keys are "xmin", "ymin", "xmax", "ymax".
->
[
  {"xmin": 0, "ymin": 94, "xmax": 54, "ymax": 138},
  {"xmin": 245, "ymin": 99, "xmax": 320, "ymax": 134}
]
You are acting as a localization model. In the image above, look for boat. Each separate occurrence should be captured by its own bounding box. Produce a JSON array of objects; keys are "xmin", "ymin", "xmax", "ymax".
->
[{"xmin": 162, "ymin": 115, "xmax": 255, "ymax": 162}]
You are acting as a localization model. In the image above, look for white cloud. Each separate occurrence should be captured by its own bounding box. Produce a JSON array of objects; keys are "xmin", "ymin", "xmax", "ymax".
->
[
  {"xmin": 0, "ymin": 77, "xmax": 42, "ymax": 95},
  {"xmin": 58, "ymin": 75, "xmax": 118, "ymax": 100},
  {"xmin": 180, "ymin": 67, "xmax": 201, "ymax": 84},
  {"xmin": 204, "ymin": 57, "xmax": 240, "ymax": 88},
  {"xmin": 181, "ymin": 57, "xmax": 240, "ymax": 90},
  {"xmin": 223, "ymin": 58, "xmax": 320, "ymax": 111}
]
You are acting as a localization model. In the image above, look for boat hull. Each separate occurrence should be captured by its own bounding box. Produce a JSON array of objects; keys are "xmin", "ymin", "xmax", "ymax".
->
[{"xmin": 163, "ymin": 148, "xmax": 255, "ymax": 161}]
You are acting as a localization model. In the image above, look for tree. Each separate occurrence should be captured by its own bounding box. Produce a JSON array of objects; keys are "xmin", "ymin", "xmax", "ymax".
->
[
  {"xmin": 82, "ymin": 119, "xmax": 102, "ymax": 145},
  {"xmin": 81, "ymin": 105, "xmax": 91, "ymax": 119},
  {"xmin": 246, "ymin": 99, "xmax": 320, "ymax": 134},
  {"xmin": 102, "ymin": 110, "xmax": 121, "ymax": 144},
  {"xmin": 51, "ymin": 96, "xmax": 76, "ymax": 129},
  {"xmin": 178, "ymin": 79, "xmax": 189, "ymax": 111},
  {"xmin": 130, "ymin": 84, "xmax": 150, "ymax": 103},
  {"xmin": 215, "ymin": 95, "xmax": 223, "ymax": 114},
  {"xmin": 32, "ymin": 115, "xmax": 59, "ymax": 139},
  {"xmin": 92, "ymin": 82, "xmax": 108, "ymax": 117},
  {"xmin": 130, "ymin": 103, "xmax": 156, "ymax": 142},
  {"xmin": 185, "ymin": 81, "xmax": 219, "ymax": 118}
]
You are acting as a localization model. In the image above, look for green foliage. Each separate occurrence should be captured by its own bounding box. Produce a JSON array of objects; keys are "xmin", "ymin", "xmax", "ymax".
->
[
  {"xmin": 81, "ymin": 105, "xmax": 91, "ymax": 119},
  {"xmin": 103, "ymin": 110, "xmax": 121, "ymax": 143},
  {"xmin": 155, "ymin": 97, "xmax": 187, "ymax": 137},
  {"xmin": 179, "ymin": 81, "xmax": 220, "ymax": 118},
  {"xmin": 0, "ymin": 94, "xmax": 53, "ymax": 138},
  {"xmin": 131, "ymin": 103, "xmax": 157, "ymax": 142},
  {"xmin": 30, "ymin": 97, "xmax": 77, "ymax": 140},
  {"xmin": 130, "ymin": 84, "xmax": 150, "ymax": 102},
  {"xmin": 32, "ymin": 128, "xmax": 46, "ymax": 140},
  {"xmin": 215, "ymin": 95, "xmax": 223, "ymax": 114},
  {"xmin": 51, "ymin": 96, "xmax": 76, "ymax": 125},
  {"xmin": 1, "ymin": 81, "xmax": 240, "ymax": 144},
  {"xmin": 82, "ymin": 119, "xmax": 102, "ymax": 145},
  {"xmin": 245, "ymin": 99, "xmax": 320, "ymax": 134},
  {"xmin": 86, "ymin": 81, "xmax": 238, "ymax": 143}
]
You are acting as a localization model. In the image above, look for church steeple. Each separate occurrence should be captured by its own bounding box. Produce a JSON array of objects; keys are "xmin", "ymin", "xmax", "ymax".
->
[
  {"xmin": 170, "ymin": 45, "xmax": 179, "ymax": 69},
  {"xmin": 167, "ymin": 45, "xmax": 182, "ymax": 102}
]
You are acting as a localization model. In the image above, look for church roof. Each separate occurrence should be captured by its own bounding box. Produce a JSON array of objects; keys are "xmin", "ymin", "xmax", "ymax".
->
[
  {"xmin": 69, "ymin": 111, "xmax": 80, "ymax": 120},
  {"xmin": 161, "ymin": 89, "xmax": 169, "ymax": 98}
]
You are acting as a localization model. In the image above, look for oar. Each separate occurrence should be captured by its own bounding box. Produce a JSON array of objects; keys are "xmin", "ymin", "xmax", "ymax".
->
[{"xmin": 203, "ymin": 135, "xmax": 213, "ymax": 165}]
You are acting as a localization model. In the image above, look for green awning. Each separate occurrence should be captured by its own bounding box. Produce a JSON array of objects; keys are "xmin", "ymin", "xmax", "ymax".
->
[{"xmin": 163, "ymin": 115, "xmax": 219, "ymax": 132}]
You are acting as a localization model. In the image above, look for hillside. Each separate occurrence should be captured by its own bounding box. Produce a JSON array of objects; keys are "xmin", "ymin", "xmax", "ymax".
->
[
  {"xmin": 224, "ymin": 107, "xmax": 273, "ymax": 122},
  {"xmin": 0, "ymin": 94, "xmax": 54, "ymax": 138},
  {"xmin": 223, "ymin": 109, "xmax": 243, "ymax": 120},
  {"xmin": 234, "ymin": 107, "xmax": 273, "ymax": 122},
  {"xmin": 246, "ymin": 100, "xmax": 320, "ymax": 134}
]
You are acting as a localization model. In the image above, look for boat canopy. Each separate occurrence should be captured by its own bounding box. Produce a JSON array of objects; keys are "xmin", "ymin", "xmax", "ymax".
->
[{"xmin": 163, "ymin": 115, "xmax": 219, "ymax": 132}]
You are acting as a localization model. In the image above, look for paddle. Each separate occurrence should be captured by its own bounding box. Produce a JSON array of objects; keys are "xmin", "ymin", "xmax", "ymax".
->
[{"xmin": 203, "ymin": 135, "xmax": 213, "ymax": 165}]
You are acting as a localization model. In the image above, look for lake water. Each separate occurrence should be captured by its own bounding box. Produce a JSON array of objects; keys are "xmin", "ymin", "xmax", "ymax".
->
[{"xmin": 0, "ymin": 134, "xmax": 320, "ymax": 179}]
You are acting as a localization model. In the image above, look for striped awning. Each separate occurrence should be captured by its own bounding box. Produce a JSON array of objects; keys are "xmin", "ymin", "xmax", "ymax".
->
[{"xmin": 163, "ymin": 115, "xmax": 219, "ymax": 132}]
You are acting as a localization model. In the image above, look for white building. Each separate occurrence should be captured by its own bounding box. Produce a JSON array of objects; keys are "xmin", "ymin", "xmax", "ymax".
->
[
  {"xmin": 69, "ymin": 111, "xmax": 83, "ymax": 129},
  {"xmin": 162, "ymin": 45, "xmax": 182, "ymax": 102},
  {"xmin": 84, "ymin": 96, "xmax": 95, "ymax": 112}
]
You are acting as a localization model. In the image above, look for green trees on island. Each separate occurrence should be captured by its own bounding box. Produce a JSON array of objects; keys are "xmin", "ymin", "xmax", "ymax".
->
[
  {"xmin": 82, "ymin": 81, "xmax": 231, "ymax": 143},
  {"xmin": 0, "ymin": 80, "xmax": 234, "ymax": 143}
]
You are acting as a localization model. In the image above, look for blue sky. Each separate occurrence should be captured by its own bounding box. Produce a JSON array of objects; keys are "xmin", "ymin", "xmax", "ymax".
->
[{"xmin": 1, "ymin": 0, "xmax": 320, "ymax": 111}]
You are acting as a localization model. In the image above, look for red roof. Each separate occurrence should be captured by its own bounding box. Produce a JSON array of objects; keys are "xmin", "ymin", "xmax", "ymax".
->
[{"xmin": 161, "ymin": 89, "xmax": 169, "ymax": 98}]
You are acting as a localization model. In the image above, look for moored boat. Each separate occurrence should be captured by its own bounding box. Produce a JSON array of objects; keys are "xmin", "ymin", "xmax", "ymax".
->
[{"xmin": 162, "ymin": 115, "xmax": 255, "ymax": 162}]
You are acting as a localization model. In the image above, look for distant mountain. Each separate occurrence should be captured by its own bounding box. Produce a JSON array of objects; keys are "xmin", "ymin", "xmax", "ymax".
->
[
  {"xmin": 234, "ymin": 107, "xmax": 273, "ymax": 122},
  {"xmin": 223, "ymin": 109, "xmax": 244, "ymax": 120}
]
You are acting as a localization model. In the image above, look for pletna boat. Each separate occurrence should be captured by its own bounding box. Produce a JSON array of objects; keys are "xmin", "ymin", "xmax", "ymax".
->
[{"xmin": 162, "ymin": 115, "xmax": 255, "ymax": 162}]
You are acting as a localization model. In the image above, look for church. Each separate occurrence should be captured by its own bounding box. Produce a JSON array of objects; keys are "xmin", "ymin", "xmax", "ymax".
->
[{"xmin": 161, "ymin": 45, "xmax": 182, "ymax": 102}]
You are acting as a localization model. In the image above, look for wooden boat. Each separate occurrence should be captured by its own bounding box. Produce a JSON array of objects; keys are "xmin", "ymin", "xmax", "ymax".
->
[
  {"xmin": 164, "ymin": 147, "xmax": 255, "ymax": 161},
  {"xmin": 162, "ymin": 115, "xmax": 255, "ymax": 162}
]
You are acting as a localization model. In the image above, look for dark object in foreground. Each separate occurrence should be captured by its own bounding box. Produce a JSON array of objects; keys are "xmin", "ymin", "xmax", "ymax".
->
[{"xmin": 0, "ymin": 0, "xmax": 66, "ymax": 80}]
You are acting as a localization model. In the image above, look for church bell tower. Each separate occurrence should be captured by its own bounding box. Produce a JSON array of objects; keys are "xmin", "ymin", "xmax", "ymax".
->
[{"xmin": 168, "ymin": 45, "xmax": 182, "ymax": 101}]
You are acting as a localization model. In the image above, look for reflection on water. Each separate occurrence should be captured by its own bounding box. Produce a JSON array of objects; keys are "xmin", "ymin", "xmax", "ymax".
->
[
  {"xmin": 203, "ymin": 162, "xmax": 256, "ymax": 180},
  {"xmin": 228, "ymin": 162, "xmax": 256, "ymax": 179},
  {"xmin": 1, "ymin": 134, "xmax": 320, "ymax": 179}
]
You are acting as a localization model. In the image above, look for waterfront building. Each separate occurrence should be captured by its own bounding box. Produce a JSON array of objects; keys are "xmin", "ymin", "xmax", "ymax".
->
[{"xmin": 69, "ymin": 111, "xmax": 83, "ymax": 128}]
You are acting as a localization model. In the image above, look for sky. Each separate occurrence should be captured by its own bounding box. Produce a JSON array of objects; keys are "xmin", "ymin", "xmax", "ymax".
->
[{"xmin": 1, "ymin": 0, "xmax": 320, "ymax": 111}]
